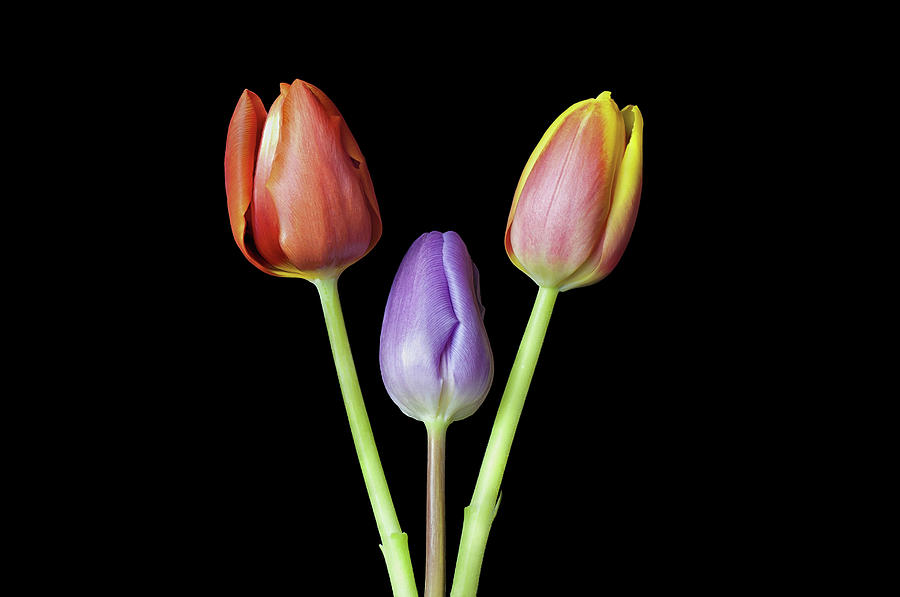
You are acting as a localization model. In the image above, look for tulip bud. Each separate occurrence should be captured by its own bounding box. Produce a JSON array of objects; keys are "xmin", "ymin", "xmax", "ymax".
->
[
  {"xmin": 505, "ymin": 91, "xmax": 643, "ymax": 291},
  {"xmin": 380, "ymin": 232, "xmax": 494, "ymax": 425},
  {"xmin": 225, "ymin": 80, "xmax": 381, "ymax": 279}
]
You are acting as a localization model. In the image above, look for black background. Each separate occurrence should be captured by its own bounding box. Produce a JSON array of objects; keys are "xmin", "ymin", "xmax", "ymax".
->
[{"xmin": 83, "ymin": 15, "xmax": 800, "ymax": 596}]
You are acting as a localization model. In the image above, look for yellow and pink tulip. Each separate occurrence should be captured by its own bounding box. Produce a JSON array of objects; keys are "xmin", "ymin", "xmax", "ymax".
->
[{"xmin": 505, "ymin": 91, "xmax": 643, "ymax": 290}]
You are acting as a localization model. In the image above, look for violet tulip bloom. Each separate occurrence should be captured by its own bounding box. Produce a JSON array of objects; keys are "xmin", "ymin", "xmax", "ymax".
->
[
  {"xmin": 380, "ymin": 232, "xmax": 493, "ymax": 424},
  {"xmin": 505, "ymin": 91, "xmax": 643, "ymax": 290}
]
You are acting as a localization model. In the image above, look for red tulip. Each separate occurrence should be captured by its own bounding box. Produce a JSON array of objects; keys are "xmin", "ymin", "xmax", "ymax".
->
[{"xmin": 225, "ymin": 80, "xmax": 381, "ymax": 279}]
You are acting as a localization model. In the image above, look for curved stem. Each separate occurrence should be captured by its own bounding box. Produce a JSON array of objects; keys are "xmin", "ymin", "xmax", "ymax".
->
[
  {"xmin": 450, "ymin": 285, "xmax": 559, "ymax": 597},
  {"xmin": 313, "ymin": 276, "xmax": 418, "ymax": 597},
  {"xmin": 425, "ymin": 421, "xmax": 448, "ymax": 597}
]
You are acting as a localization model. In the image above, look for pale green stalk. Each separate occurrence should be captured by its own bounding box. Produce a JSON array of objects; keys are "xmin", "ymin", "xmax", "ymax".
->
[
  {"xmin": 313, "ymin": 276, "xmax": 418, "ymax": 597},
  {"xmin": 450, "ymin": 286, "xmax": 559, "ymax": 597}
]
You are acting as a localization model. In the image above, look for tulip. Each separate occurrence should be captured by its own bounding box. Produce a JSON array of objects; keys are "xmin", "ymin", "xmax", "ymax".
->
[
  {"xmin": 380, "ymin": 231, "xmax": 493, "ymax": 597},
  {"xmin": 225, "ymin": 79, "xmax": 381, "ymax": 279},
  {"xmin": 226, "ymin": 82, "xmax": 417, "ymax": 596},
  {"xmin": 505, "ymin": 91, "xmax": 643, "ymax": 290},
  {"xmin": 452, "ymin": 93, "xmax": 645, "ymax": 596},
  {"xmin": 380, "ymin": 231, "xmax": 494, "ymax": 425}
]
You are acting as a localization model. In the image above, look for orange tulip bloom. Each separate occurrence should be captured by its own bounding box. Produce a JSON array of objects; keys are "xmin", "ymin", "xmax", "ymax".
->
[
  {"xmin": 225, "ymin": 80, "xmax": 381, "ymax": 279},
  {"xmin": 505, "ymin": 91, "xmax": 643, "ymax": 291}
]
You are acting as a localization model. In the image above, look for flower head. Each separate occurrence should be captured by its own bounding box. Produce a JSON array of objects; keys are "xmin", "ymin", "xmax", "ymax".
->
[
  {"xmin": 225, "ymin": 80, "xmax": 381, "ymax": 279},
  {"xmin": 505, "ymin": 91, "xmax": 643, "ymax": 290},
  {"xmin": 380, "ymin": 232, "xmax": 493, "ymax": 424}
]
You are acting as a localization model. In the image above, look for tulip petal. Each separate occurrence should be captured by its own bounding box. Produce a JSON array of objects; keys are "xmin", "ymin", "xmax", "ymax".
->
[
  {"xmin": 439, "ymin": 232, "xmax": 494, "ymax": 421},
  {"xmin": 249, "ymin": 87, "xmax": 302, "ymax": 275},
  {"xmin": 505, "ymin": 100, "xmax": 592, "ymax": 275},
  {"xmin": 380, "ymin": 232, "xmax": 457, "ymax": 420},
  {"xmin": 265, "ymin": 80, "xmax": 377, "ymax": 276},
  {"xmin": 304, "ymin": 82, "xmax": 382, "ymax": 256},
  {"xmin": 224, "ymin": 89, "xmax": 278, "ymax": 274},
  {"xmin": 563, "ymin": 104, "xmax": 643, "ymax": 289}
]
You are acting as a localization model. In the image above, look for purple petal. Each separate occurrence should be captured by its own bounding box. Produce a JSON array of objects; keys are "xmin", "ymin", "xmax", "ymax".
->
[{"xmin": 439, "ymin": 232, "xmax": 494, "ymax": 421}]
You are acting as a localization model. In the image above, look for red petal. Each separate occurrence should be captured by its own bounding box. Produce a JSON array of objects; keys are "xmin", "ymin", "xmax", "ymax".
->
[
  {"xmin": 264, "ymin": 80, "xmax": 378, "ymax": 274},
  {"xmin": 224, "ymin": 89, "xmax": 278, "ymax": 274}
]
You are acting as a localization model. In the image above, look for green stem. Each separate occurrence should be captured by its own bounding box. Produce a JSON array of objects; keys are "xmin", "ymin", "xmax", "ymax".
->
[
  {"xmin": 425, "ymin": 421, "xmax": 449, "ymax": 597},
  {"xmin": 313, "ymin": 276, "xmax": 418, "ymax": 597},
  {"xmin": 449, "ymin": 285, "xmax": 559, "ymax": 597}
]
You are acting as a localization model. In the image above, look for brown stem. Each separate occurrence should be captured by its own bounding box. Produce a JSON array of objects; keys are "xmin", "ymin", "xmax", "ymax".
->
[{"xmin": 425, "ymin": 422, "xmax": 448, "ymax": 597}]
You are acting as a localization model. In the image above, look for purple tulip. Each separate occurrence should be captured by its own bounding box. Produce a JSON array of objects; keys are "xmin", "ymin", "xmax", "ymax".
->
[{"xmin": 380, "ymin": 231, "xmax": 494, "ymax": 424}]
